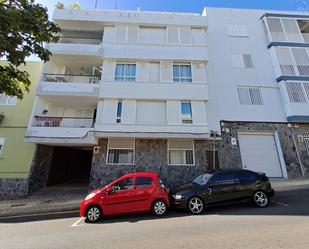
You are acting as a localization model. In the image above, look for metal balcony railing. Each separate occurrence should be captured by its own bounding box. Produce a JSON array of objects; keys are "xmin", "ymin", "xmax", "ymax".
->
[
  {"xmin": 58, "ymin": 37, "xmax": 102, "ymax": 45},
  {"xmin": 43, "ymin": 74, "xmax": 100, "ymax": 84},
  {"xmin": 34, "ymin": 116, "xmax": 94, "ymax": 128}
]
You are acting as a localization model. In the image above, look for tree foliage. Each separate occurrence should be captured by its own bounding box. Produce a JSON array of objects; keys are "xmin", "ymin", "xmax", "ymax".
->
[{"xmin": 0, "ymin": 0, "xmax": 61, "ymax": 99}]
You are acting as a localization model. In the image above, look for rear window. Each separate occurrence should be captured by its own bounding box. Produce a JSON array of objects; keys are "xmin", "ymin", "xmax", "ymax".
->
[
  {"xmin": 135, "ymin": 177, "xmax": 153, "ymax": 188},
  {"xmin": 212, "ymin": 172, "xmax": 234, "ymax": 183}
]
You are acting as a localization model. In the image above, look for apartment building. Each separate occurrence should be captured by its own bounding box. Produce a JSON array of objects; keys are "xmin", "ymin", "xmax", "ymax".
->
[
  {"xmin": 18, "ymin": 7, "xmax": 309, "ymax": 197},
  {"xmin": 0, "ymin": 61, "xmax": 42, "ymax": 199}
]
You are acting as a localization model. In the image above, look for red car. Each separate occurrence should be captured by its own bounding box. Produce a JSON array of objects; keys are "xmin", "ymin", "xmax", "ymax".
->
[{"xmin": 80, "ymin": 172, "xmax": 170, "ymax": 222}]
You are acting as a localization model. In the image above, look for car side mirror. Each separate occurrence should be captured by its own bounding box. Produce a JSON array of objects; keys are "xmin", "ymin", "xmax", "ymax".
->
[{"xmin": 105, "ymin": 187, "xmax": 113, "ymax": 194}]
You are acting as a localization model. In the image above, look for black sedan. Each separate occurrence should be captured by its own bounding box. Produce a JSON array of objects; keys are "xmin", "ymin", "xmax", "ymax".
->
[{"xmin": 170, "ymin": 169, "xmax": 274, "ymax": 214}]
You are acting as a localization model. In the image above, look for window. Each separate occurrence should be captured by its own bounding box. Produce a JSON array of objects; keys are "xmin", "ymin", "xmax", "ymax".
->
[
  {"xmin": 0, "ymin": 93, "xmax": 17, "ymax": 105},
  {"xmin": 112, "ymin": 177, "xmax": 134, "ymax": 192},
  {"xmin": 304, "ymin": 138, "xmax": 309, "ymax": 158},
  {"xmin": 234, "ymin": 171, "xmax": 256, "ymax": 182},
  {"xmin": 181, "ymin": 102, "xmax": 192, "ymax": 124},
  {"xmin": 136, "ymin": 101, "xmax": 166, "ymax": 124},
  {"xmin": 115, "ymin": 63, "xmax": 136, "ymax": 81},
  {"xmin": 107, "ymin": 139, "xmax": 135, "ymax": 164},
  {"xmin": 168, "ymin": 140, "xmax": 194, "ymax": 165},
  {"xmin": 173, "ymin": 63, "xmax": 192, "ymax": 82},
  {"xmin": 232, "ymin": 54, "xmax": 254, "ymax": 68},
  {"xmin": 285, "ymin": 81, "xmax": 307, "ymax": 103},
  {"xmin": 149, "ymin": 62, "xmax": 160, "ymax": 81},
  {"xmin": 212, "ymin": 172, "xmax": 234, "ymax": 184},
  {"xmin": 237, "ymin": 88, "xmax": 263, "ymax": 105},
  {"xmin": 135, "ymin": 177, "xmax": 153, "ymax": 188},
  {"xmin": 227, "ymin": 24, "xmax": 248, "ymax": 37},
  {"xmin": 0, "ymin": 138, "xmax": 4, "ymax": 156},
  {"xmin": 116, "ymin": 100, "xmax": 123, "ymax": 123}
]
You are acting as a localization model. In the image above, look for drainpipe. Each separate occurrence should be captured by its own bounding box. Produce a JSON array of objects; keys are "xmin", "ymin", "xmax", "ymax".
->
[{"xmin": 292, "ymin": 133, "xmax": 305, "ymax": 177}]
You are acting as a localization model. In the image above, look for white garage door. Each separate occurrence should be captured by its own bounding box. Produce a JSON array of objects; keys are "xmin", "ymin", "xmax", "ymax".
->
[{"xmin": 238, "ymin": 134, "xmax": 283, "ymax": 177}]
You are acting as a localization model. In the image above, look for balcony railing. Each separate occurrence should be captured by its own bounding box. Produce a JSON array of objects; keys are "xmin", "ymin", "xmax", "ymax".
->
[
  {"xmin": 34, "ymin": 116, "xmax": 94, "ymax": 128},
  {"xmin": 58, "ymin": 37, "xmax": 102, "ymax": 45},
  {"xmin": 43, "ymin": 74, "xmax": 100, "ymax": 84}
]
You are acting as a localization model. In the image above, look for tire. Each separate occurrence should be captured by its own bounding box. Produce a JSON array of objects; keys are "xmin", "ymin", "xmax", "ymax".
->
[
  {"xmin": 187, "ymin": 196, "xmax": 205, "ymax": 215},
  {"xmin": 152, "ymin": 199, "xmax": 168, "ymax": 216},
  {"xmin": 85, "ymin": 205, "xmax": 103, "ymax": 223},
  {"xmin": 253, "ymin": 190, "xmax": 269, "ymax": 208}
]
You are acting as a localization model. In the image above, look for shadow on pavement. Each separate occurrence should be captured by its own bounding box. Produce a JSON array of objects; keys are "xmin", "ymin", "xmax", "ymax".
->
[{"xmin": 1, "ymin": 186, "xmax": 309, "ymax": 224}]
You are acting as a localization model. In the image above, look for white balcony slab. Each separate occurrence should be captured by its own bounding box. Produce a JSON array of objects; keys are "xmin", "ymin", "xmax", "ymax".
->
[
  {"xmin": 102, "ymin": 43, "xmax": 208, "ymax": 61},
  {"xmin": 99, "ymin": 82, "xmax": 208, "ymax": 101},
  {"xmin": 47, "ymin": 43, "xmax": 103, "ymax": 57},
  {"xmin": 37, "ymin": 82, "xmax": 99, "ymax": 97},
  {"xmin": 94, "ymin": 123, "xmax": 210, "ymax": 139}
]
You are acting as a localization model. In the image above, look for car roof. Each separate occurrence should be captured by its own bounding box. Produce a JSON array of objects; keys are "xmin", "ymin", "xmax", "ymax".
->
[{"xmin": 204, "ymin": 169, "xmax": 246, "ymax": 175}]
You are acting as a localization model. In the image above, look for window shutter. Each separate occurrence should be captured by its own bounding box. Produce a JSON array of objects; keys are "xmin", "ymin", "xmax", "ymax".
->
[
  {"xmin": 167, "ymin": 26, "xmax": 179, "ymax": 44},
  {"xmin": 136, "ymin": 101, "xmax": 166, "ymax": 124},
  {"xmin": 136, "ymin": 62, "xmax": 149, "ymax": 82},
  {"xmin": 192, "ymin": 63, "xmax": 206, "ymax": 82},
  {"xmin": 285, "ymin": 81, "xmax": 307, "ymax": 103},
  {"xmin": 237, "ymin": 88, "xmax": 251, "ymax": 105},
  {"xmin": 191, "ymin": 28, "xmax": 206, "ymax": 45},
  {"xmin": 103, "ymin": 26, "xmax": 115, "ymax": 43},
  {"xmin": 168, "ymin": 140, "xmax": 194, "ymax": 150},
  {"xmin": 109, "ymin": 139, "xmax": 135, "ymax": 149},
  {"xmin": 149, "ymin": 62, "xmax": 160, "ymax": 82},
  {"xmin": 179, "ymin": 27, "xmax": 191, "ymax": 44},
  {"xmin": 232, "ymin": 55, "xmax": 245, "ymax": 68},
  {"xmin": 127, "ymin": 26, "xmax": 138, "ymax": 43},
  {"xmin": 160, "ymin": 62, "xmax": 173, "ymax": 82},
  {"xmin": 115, "ymin": 25, "xmax": 126, "ymax": 43},
  {"xmin": 139, "ymin": 27, "xmax": 166, "ymax": 44},
  {"xmin": 267, "ymin": 18, "xmax": 284, "ymax": 32},
  {"xmin": 243, "ymin": 54, "xmax": 254, "ymax": 68}
]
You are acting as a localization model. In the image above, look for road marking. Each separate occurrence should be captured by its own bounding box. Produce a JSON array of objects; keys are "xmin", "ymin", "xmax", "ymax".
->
[
  {"xmin": 0, "ymin": 210, "xmax": 79, "ymax": 220},
  {"xmin": 272, "ymin": 201, "xmax": 289, "ymax": 207},
  {"xmin": 71, "ymin": 217, "xmax": 85, "ymax": 227}
]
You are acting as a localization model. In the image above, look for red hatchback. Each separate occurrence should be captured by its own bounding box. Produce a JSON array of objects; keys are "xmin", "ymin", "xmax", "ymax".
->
[{"xmin": 80, "ymin": 172, "xmax": 170, "ymax": 222}]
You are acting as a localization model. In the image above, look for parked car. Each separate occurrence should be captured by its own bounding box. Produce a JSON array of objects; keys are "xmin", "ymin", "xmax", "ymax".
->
[
  {"xmin": 80, "ymin": 172, "xmax": 170, "ymax": 222},
  {"xmin": 170, "ymin": 169, "xmax": 274, "ymax": 214}
]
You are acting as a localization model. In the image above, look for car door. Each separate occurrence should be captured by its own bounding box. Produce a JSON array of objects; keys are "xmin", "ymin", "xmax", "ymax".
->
[
  {"xmin": 233, "ymin": 170, "xmax": 257, "ymax": 199},
  {"xmin": 102, "ymin": 177, "xmax": 135, "ymax": 215},
  {"xmin": 130, "ymin": 176, "xmax": 155, "ymax": 212},
  {"xmin": 207, "ymin": 172, "xmax": 239, "ymax": 204}
]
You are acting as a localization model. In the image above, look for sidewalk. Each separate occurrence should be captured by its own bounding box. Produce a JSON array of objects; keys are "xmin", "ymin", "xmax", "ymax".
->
[
  {"xmin": 0, "ymin": 185, "xmax": 87, "ymax": 218},
  {"xmin": 1, "ymin": 179, "xmax": 309, "ymax": 218}
]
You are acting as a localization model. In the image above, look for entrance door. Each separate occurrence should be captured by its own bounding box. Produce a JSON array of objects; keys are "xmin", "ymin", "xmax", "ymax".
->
[{"xmin": 238, "ymin": 133, "xmax": 283, "ymax": 177}]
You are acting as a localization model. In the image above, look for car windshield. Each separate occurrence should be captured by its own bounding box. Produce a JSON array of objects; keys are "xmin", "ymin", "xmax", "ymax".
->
[{"xmin": 193, "ymin": 173, "xmax": 213, "ymax": 185}]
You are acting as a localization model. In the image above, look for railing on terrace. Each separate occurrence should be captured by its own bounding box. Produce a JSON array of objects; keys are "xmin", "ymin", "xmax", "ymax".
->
[
  {"xmin": 43, "ymin": 74, "xmax": 100, "ymax": 84},
  {"xmin": 302, "ymin": 33, "xmax": 309, "ymax": 43},
  {"xmin": 58, "ymin": 37, "xmax": 102, "ymax": 45},
  {"xmin": 34, "ymin": 116, "xmax": 94, "ymax": 128}
]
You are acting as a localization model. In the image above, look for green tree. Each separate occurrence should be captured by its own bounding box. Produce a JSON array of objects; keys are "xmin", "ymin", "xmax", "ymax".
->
[{"xmin": 0, "ymin": 0, "xmax": 60, "ymax": 99}]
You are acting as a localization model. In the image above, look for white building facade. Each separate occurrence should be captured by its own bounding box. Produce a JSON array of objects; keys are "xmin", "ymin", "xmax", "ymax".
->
[{"xmin": 25, "ymin": 7, "xmax": 309, "ymax": 193}]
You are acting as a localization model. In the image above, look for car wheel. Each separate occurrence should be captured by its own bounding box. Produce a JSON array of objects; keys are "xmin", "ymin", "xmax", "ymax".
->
[
  {"xmin": 253, "ymin": 191, "xmax": 269, "ymax": 208},
  {"xmin": 152, "ymin": 200, "xmax": 167, "ymax": 216},
  {"xmin": 85, "ymin": 205, "xmax": 102, "ymax": 223},
  {"xmin": 188, "ymin": 197, "xmax": 204, "ymax": 215}
]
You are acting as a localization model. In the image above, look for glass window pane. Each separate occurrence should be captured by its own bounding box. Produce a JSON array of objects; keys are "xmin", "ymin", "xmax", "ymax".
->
[
  {"xmin": 181, "ymin": 103, "xmax": 192, "ymax": 115},
  {"xmin": 136, "ymin": 177, "xmax": 153, "ymax": 188},
  {"xmin": 113, "ymin": 177, "xmax": 134, "ymax": 192},
  {"xmin": 185, "ymin": 150, "xmax": 194, "ymax": 164}
]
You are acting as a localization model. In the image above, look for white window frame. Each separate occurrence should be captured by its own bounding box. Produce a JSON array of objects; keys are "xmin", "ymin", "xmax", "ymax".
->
[
  {"xmin": 173, "ymin": 63, "xmax": 192, "ymax": 83},
  {"xmin": 106, "ymin": 139, "xmax": 135, "ymax": 165},
  {"xmin": 0, "ymin": 138, "xmax": 5, "ymax": 156},
  {"xmin": 181, "ymin": 101, "xmax": 193, "ymax": 124},
  {"xmin": 116, "ymin": 100, "xmax": 123, "ymax": 123},
  {"xmin": 0, "ymin": 94, "xmax": 17, "ymax": 105},
  {"xmin": 167, "ymin": 140, "xmax": 195, "ymax": 166},
  {"xmin": 114, "ymin": 62, "xmax": 136, "ymax": 82}
]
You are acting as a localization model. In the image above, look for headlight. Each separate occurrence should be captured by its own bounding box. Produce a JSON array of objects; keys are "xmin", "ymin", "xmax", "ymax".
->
[
  {"xmin": 85, "ymin": 193, "xmax": 96, "ymax": 200},
  {"xmin": 173, "ymin": 194, "xmax": 183, "ymax": 200}
]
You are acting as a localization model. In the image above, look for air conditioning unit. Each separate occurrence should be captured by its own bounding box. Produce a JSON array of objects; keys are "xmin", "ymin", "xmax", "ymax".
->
[{"xmin": 0, "ymin": 113, "xmax": 4, "ymax": 124}]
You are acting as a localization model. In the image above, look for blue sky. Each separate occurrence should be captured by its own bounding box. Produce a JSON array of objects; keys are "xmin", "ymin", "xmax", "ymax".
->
[{"xmin": 37, "ymin": 0, "xmax": 309, "ymax": 15}]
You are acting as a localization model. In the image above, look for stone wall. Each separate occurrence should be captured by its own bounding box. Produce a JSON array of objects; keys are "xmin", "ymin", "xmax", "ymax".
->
[
  {"xmin": 89, "ymin": 139, "xmax": 215, "ymax": 190},
  {"xmin": 219, "ymin": 121, "xmax": 307, "ymax": 178},
  {"xmin": 27, "ymin": 145, "xmax": 54, "ymax": 194},
  {"xmin": 0, "ymin": 178, "xmax": 28, "ymax": 200}
]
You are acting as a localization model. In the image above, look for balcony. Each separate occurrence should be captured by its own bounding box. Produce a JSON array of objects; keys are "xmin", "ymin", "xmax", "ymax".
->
[{"xmin": 33, "ymin": 116, "xmax": 94, "ymax": 128}]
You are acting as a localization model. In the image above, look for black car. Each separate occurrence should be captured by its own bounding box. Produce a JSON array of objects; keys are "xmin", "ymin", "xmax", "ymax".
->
[{"xmin": 170, "ymin": 169, "xmax": 274, "ymax": 214}]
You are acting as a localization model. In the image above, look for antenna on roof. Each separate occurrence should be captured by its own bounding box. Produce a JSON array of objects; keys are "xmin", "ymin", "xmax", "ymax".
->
[
  {"xmin": 137, "ymin": 0, "xmax": 141, "ymax": 11},
  {"xmin": 115, "ymin": 1, "xmax": 118, "ymax": 10},
  {"xmin": 298, "ymin": 0, "xmax": 308, "ymax": 12},
  {"xmin": 95, "ymin": 0, "xmax": 98, "ymax": 9}
]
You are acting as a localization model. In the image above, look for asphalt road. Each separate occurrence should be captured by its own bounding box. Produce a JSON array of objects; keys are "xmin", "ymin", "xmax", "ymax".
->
[{"xmin": 1, "ymin": 185, "xmax": 309, "ymax": 249}]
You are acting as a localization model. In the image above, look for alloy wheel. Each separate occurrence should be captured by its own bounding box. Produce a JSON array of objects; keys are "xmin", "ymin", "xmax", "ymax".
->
[
  {"xmin": 188, "ymin": 197, "xmax": 204, "ymax": 214},
  {"xmin": 254, "ymin": 191, "xmax": 269, "ymax": 207},
  {"xmin": 153, "ymin": 201, "xmax": 167, "ymax": 215},
  {"xmin": 87, "ymin": 206, "xmax": 101, "ymax": 222}
]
